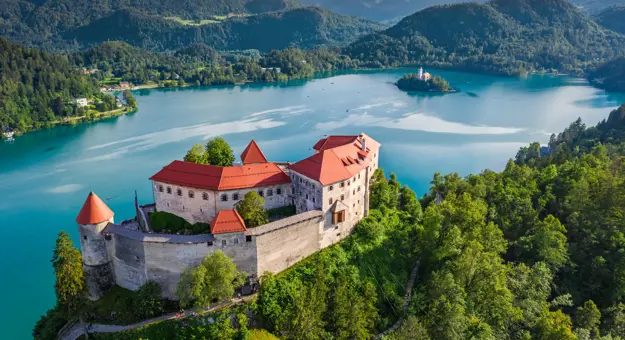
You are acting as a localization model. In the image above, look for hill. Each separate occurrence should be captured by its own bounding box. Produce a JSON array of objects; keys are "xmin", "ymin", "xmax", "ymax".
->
[
  {"xmin": 344, "ymin": 0, "xmax": 625, "ymax": 76},
  {"xmin": 588, "ymin": 57, "xmax": 625, "ymax": 92},
  {"xmin": 0, "ymin": 37, "xmax": 111, "ymax": 132},
  {"xmin": 297, "ymin": 0, "xmax": 621, "ymax": 22},
  {"xmin": 0, "ymin": 0, "xmax": 383, "ymax": 51},
  {"xmin": 595, "ymin": 4, "xmax": 625, "ymax": 33},
  {"xmin": 65, "ymin": 7, "xmax": 385, "ymax": 51}
]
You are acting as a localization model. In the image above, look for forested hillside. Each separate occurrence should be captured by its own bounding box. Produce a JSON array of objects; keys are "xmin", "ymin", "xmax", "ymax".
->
[
  {"xmin": 0, "ymin": 38, "xmax": 111, "ymax": 132},
  {"xmin": 588, "ymin": 57, "xmax": 625, "ymax": 92},
  {"xmin": 65, "ymin": 7, "xmax": 384, "ymax": 52},
  {"xmin": 70, "ymin": 41, "xmax": 358, "ymax": 86},
  {"xmin": 595, "ymin": 5, "xmax": 625, "ymax": 33},
  {"xmin": 344, "ymin": 0, "xmax": 625, "ymax": 76},
  {"xmin": 0, "ymin": 0, "xmax": 383, "ymax": 51},
  {"xmin": 251, "ymin": 102, "xmax": 625, "ymax": 339}
]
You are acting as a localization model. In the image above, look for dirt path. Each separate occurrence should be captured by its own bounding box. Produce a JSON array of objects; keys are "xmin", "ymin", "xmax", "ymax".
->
[
  {"xmin": 59, "ymin": 296, "xmax": 253, "ymax": 340},
  {"xmin": 375, "ymin": 259, "xmax": 420, "ymax": 339}
]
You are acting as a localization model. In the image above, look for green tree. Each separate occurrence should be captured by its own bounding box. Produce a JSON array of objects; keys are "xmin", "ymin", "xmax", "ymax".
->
[
  {"xmin": 576, "ymin": 300, "xmax": 601, "ymax": 337},
  {"xmin": 175, "ymin": 250, "xmax": 246, "ymax": 309},
  {"xmin": 236, "ymin": 191, "xmax": 268, "ymax": 228},
  {"xmin": 519, "ymin": 215, "xmax": 568, "ymax": 272},
  {"xmin": 388, "ymin": 316, "xmax": 431, "ymax": 340},
  {"xmin": 52, "ymin": 231, "xmax": 85, "ymax": 316},
  {"xmin": 134, "ymin": 280, "xmax": 164, "ymax": 319},
  {"xmin": 184, "ymin": 143, "xmax": 207, "ymax": 164},
  {"xmin": 536, "ymin": 310, "xmax": 577, "ymax": 340},
  {"xmin": 205, "ymin": 137, "xmax": 235, "ymax": 166},
  {"xmin": 122, "ymin": 90, "xmax": 137, "ymax": 108}
]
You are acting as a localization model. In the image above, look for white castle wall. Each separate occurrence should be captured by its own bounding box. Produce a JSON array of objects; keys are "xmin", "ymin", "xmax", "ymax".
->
[{"xmin": 152, "ymin": 181, "xmax": 291, "ymax": 224}]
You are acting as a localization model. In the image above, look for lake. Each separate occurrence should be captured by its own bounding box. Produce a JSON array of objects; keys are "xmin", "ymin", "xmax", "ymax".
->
[{"xmin": 1, "ymin": 68, "xmax": 625, "ymax": 339}]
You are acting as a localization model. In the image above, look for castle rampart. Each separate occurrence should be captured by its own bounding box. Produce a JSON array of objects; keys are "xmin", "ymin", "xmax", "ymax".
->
[{"xmin": 79, "ymin": 134, "xmax": 380, "ymax": 300}]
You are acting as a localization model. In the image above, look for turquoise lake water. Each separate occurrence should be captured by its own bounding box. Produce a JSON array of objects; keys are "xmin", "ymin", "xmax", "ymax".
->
[{"xmin": 1, "ymin": 68, "xmax": 625, "ymax": 339}]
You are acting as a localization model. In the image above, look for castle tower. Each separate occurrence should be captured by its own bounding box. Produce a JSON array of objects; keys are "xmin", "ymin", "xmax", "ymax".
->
[
  {"xmin": 418, "ymin": 67, "xmax": 424, "ymax": 80},
  {"xmin": 76, "ymin": 191, "xmax": 115, "ymax": 300}
]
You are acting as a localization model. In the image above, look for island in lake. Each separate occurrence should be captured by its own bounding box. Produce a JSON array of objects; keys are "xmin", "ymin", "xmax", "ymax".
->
[{"xmin": 396, "ymin": 67, "xmax": 455, "ymax": 93}]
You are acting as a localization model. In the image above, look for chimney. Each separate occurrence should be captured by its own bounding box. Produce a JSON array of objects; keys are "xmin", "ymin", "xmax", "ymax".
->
[{"xmin": 361, "ymin": 137, "xmax": 367, "ymax": 152}]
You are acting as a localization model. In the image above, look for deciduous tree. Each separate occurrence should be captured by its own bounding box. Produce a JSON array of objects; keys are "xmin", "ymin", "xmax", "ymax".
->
[
  {"xmin": 52, "ymin": 231, "xmax": 85, "ymax": 316},
  {"xmin": 237, "ymin": 191, "xmax": 268, "ymax": 228}
]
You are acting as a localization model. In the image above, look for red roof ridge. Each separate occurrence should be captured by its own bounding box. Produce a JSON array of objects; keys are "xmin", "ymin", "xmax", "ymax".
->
[
  {"xmin": 76, "ymin": 191, "xmax": 114, "ymax": 225},
  {"xmin": 210, "ymin": 209, "xmax": 247, "ymax": 234},
  {"xmin": 240, "ymin": 140, "xmax": 269, "ymax": 165}
]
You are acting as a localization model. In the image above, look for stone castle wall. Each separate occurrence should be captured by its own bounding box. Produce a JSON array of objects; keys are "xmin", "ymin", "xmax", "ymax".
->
[{"xmin": 99, "ymin": 211, "xmax": 323, "ymax": 298}]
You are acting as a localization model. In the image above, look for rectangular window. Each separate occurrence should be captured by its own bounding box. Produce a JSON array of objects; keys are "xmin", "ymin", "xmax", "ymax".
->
[
  {"xmin": 332, "ymin": 211, "xmax": 346, "ymax": 224},
  {"xmin": 329, "ymin": 198, "xmax": 333, "ymax": 205},
  {"xmin": 246, "ymin": 235, "xmax": 252, "ymax": 242},
  {"xmin": 306, "ymin": 194, "xmax": 309, "ymax": 200},
  {"xmin": 329, "ymin": 185, "xmax": 334, "ymax": 191},
  {"xmin": 276, "ymin": 188, "xmax": 282, "ymax": 195},
  {"xmin": 232, "ymin": 193, "xmax": 239, "ymax": 200},
  {"xmin": 234, "ymin": 238, "xmax": 239, "ymax": 244},
  {"xmin": 221, "ymin": 194, "xmax": 228, "ymax": 202},
  {"xmin": 339, "ymin": 210, "xmax": 345, "ymax": 222},
  {"xmin": 313, "ymin": 197, "xmax": 316, "ymax": 203},
  {"xmin": 341, "ymin": 194, "xmax": 344, "ymax": 201},
  {"xmin": 207, "ymin": 241, "xmax": 213, "ymax": 246},
  {"xmin": 340, "ymin": 182, "xmax": 345, "ymax": 188},
  {"xmin": 222, "ymin": 240, "xmax": 227, "ymax": 246}
]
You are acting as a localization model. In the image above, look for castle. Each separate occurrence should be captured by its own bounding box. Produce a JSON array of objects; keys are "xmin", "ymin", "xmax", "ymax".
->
[{"xmin": 77, "ymin": 133, "xmax": 381, "ymax": 300}]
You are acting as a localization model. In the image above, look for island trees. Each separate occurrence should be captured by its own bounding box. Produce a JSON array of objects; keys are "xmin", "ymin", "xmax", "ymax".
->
[
  {"xmin": 175, "ymin": 250, "xmax": 246, "ymax": 309},
  {"xmin": 395, "ymin": 74, "xmax": 452, "ymax": 93},
  {"xmin": 236, "ymin": 191, "xmax": 268, "ymax": 228},
  {"xmin": 183, "ymin": 137, "xmax": 235, "ymax": 166}
]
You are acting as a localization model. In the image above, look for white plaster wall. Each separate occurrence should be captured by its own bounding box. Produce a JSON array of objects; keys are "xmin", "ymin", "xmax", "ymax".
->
[{"xmin": 153, "ymin": 181, "xmax": 290, "ymax": 224}]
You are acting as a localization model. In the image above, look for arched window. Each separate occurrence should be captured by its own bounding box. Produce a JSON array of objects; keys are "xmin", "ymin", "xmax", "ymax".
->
[
  {"xmin": 158, "ymin": 185, "xmax": 164, "ymax": 192},
  {"xmin": 232, "ymin": 193, "xmax": 239, "ymax": 200},
  {"xmin": 188, "ymin": 190, "xmax": 195, "ymax": 198},
  {"xmin": 267, "ymin": 188, "xmax": 273, "ymax": 196},
  {"xmin": 258, "ymin": 190, "xmax": 264, "ymax": 197},
  {"xmin": 221, "ymin": 194, "xmax": 228, "ymax": 202},
  {"xmin": 166, "ymin": 187, "xmax": 172, "ymax": 194},
  {"xmin": 177, "ymin": 188, "xmax": 182, "ymax": 196},
  {"xmin": 202, "ymin": 192, "xmax": 209, "ymax": 201}
]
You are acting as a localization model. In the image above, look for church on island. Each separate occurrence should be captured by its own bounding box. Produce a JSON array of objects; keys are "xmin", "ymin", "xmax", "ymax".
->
[
  {"xmin": 418, "ymin": 66, "xmax": 431, "ymax": 82},
  {"xmin": 77, "ymin": 133, "xmax": 381, "ymax": 300}
]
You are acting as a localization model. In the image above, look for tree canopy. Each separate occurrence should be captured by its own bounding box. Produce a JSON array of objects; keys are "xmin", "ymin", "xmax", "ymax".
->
[
  {"xmin": 236, "ymin": 191, "xmax": 268, "ymax": 228},
  {"xmin": 175, "ymin": 250, "xmax": 246, "ymax": 309},
  {"xmin": 51, "ymin": 231, "xmax": 85, "ymax": 316}
]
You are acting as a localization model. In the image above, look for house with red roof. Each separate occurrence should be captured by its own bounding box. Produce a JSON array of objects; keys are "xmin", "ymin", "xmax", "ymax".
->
[
  {"xmin": 289, "ymin": 133, "xmax": 380, "ymax": 248},
  {"xmin": 149, "ymin": 140, "xmax": 291, "ymax": 225}
]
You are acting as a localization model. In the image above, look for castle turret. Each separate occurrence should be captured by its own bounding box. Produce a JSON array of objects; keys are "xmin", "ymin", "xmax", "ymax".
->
[{"xmin": 77, "ymin": 191, "xmax": 115, "ymax": 300}]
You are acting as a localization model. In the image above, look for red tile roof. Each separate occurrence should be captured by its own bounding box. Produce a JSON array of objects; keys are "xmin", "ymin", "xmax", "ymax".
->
[
  {"xmin": 210, "ymin": 209, "xmax": 247, "ymax": 234},
  {"xmin": 150, "ymin": 160, "xmax": 290, "ymax": 191},
  {"xmin": 313, "ymin": 136, "xmax": 359, "ymax": 152},
  {"xmin": 290, "ymin": 133, "xmax": 381, "ymax": 185},
  {"xmin": 76, "ymin": 192, "xmax": 114, "ymax": 225},
  {"xmin": 240, "ymin": 140, "xmax": 268, "ymax": 164}
]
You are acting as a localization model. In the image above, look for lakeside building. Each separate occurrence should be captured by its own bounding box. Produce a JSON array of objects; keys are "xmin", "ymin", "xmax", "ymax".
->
[
  {"xmin": 74, "ymin": 98, "xmax": 88, "ymax": 108},
  {"xmin": 78, "ymin": 134, "xmax": 381, "ymax": 300}
]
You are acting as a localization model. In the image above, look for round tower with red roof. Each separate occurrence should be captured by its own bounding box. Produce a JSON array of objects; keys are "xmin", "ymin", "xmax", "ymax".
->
[{"xmin": 76, "ymin": 191, "xmax": 115, "ymax": 300}]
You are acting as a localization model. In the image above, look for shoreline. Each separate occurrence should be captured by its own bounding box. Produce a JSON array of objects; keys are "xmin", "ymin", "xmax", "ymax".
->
[{"xmin": 6, "ymin": 106, "xmax": 137, "ymax": 140}]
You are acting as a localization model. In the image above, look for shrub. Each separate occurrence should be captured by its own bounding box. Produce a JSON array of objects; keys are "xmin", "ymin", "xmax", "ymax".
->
[
  {"xmin": 134, "ymin": 281, "xmax": 164, "ymax": 319},
  {"xmin": 32, "ymin": 305, "xmax": 68, "ymax": 340}
]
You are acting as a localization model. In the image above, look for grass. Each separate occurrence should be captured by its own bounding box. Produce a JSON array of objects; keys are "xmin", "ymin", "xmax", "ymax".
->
[
  {"xmin": 266, "ymin": 205, "xmax": 297, "ymax": 220},
  {"xmin": 164, "ymin": 13, "xmax": 251, "ymax": 26},
  {"xmin": 164, "ymin": 16, "xmax": 220, "ymax": 25},
  {"xmin": 150, "ymin": 211, "xmax": 211, "ymax": 234},
  {"xmin": 100, "ymin": 77, "xmax": 123, "ymax": 85}
]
